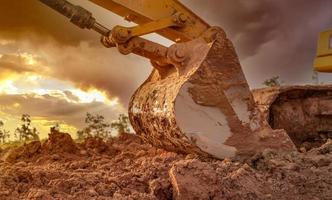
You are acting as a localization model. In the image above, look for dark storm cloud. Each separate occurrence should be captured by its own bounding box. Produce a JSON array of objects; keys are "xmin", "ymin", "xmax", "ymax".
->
[
  {"xmin": 184, "ymin": 0, "xmax": 332, "ymax": 86},
  {"xmin": 183, "ymin": 0, "xmax": 279, "ymax": 57},
  {"xmin": 184, "ymin": 0, "xmax": 332, "ymax": 57}
]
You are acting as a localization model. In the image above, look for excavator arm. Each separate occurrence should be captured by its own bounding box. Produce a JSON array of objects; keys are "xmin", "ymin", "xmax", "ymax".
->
[
  {"xmin": 39, "ymin": 0, "xmax": 297, "ymax": 159},
  {"xmin": 89, "ymin": 0, "xmax": 210, "ymax": 42},
  {"xmin": 39, "ymin": 0, "xmax": 210, "ymax": 66}
]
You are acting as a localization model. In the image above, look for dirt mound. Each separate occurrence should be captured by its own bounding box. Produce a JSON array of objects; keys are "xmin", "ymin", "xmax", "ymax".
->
[
  {"xmin": 253, "ymin": 86, "xmax": 332, "ymax": 151},
  {"xmin": 2, "ymin": 131, "xmax": 79, "ymax": 164},
  {"xmin": 3, "ymin": 141, "xmax": 41, "ymax": 163},
  {"xmin": 0, "ymin": 133, "xmax": 331, "ymax": 199},
  {"xmin": 169, "ymin": 142, "xmax": 332, "ymax": 200},
  {"xmin": 42, "ymin": 131, "xmax": 78, "ymax": 154}
]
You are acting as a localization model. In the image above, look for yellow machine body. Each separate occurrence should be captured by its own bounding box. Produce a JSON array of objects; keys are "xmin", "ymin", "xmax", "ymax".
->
[{"xmin": 314, "ymin": 29, "xmax": 332, "ymax": 72}]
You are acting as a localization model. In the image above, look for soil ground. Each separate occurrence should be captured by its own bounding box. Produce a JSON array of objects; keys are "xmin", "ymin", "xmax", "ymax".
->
[{"xmin": 0, "ymin": 132, "xmax": 331, "ymax": 200}]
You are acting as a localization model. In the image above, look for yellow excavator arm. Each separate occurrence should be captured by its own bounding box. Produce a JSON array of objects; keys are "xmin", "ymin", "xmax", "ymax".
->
[
  {"xmin": 89, "ymin": 0, "xmax": 210, "ymax": 42},
  {"xmin": 39, "ymin": 0, "xmax": 212, "ymax": 66},
  {"xmin": 314, "ymin": 29, "xmax": 332, "ymax": 72}
]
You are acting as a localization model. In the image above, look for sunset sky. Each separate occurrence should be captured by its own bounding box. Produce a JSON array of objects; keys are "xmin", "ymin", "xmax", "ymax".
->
[{"xmin": 0, "ymin": 0, "xmax": 332, "ymax": 138}]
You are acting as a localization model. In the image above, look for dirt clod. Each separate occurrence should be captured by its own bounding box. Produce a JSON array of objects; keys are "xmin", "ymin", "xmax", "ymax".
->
[
  {"xmin": 42, "ymin": 131, "xmax": 78, "ymax": 154},
  {"xmin": 0, "ymin": 132, "xmax": 331, "ymax": 199}
]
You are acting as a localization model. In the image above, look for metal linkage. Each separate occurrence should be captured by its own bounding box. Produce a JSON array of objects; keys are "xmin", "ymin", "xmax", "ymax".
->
[
  {"xmin": 39, "ymin": 0, "xmax": 188, "ymax": 68},
  {"xmin": 110, "ymin": 13, "xmax": 187, "ymax": 44}
]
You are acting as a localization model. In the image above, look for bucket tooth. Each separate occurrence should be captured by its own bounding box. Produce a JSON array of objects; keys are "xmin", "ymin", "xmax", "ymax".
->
[{"xmin": 129, "ymin": 28, "xmax": 296, "ymax": 159}]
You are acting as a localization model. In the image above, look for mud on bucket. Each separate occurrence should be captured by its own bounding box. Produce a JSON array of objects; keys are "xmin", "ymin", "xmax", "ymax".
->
[{"xmin": 129, "ymin": 28, "xmax": 296, "ymax": 159}]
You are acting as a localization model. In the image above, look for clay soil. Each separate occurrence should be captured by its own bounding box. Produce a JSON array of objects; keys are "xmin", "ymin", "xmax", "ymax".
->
[{"xmin": 0, "ymin": 132, "xmax": 331, "ymax": 200}]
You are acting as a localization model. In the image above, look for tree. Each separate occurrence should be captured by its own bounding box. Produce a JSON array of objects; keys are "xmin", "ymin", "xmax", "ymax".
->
[
  {"xmin": 263, "ymin": 76, "xmax": 281, "ymax": 87},
  {"xmin": 111, "ymin": 114, "xmax": 130, "ymax": 135},
  {"xmin": 15, "ymin": 114, "xmax": 39, "ymax": 142},
  {"xmin": 0, "ymin": 120, "xmax": 10, "ymax": 144},
  {"xmin": 77, "ymin": 113, "xmax": 111, "ymax": 139},
  {"xmin": 50, "ymin": 123, "xmax": 60, "ymax": 133},
  {"xmin": 76, "ymin": 130, "xmax": 85, "ymax": 141},
  {"xmin": 312, "ymin": 70, "xmax": 319, "ymax": 84}
]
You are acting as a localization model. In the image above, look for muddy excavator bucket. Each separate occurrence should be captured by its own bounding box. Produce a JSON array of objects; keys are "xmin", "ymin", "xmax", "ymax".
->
[
  {"xmin": 129, "ymin": 28, "xmax": 296, "ymax": 159},
  {"xmin": 40, "ymin": 0, "xmax": 297, "ymax": 159}
]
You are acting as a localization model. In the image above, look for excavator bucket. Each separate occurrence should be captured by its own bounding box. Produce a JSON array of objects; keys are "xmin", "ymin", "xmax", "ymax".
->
[
  {"xmin": 40, "ymin": 0, "xmax": 306, "ymax": 160},
  {"xmin": 129, "ymin": 28, "xmax": 296, "ymax": 159}
]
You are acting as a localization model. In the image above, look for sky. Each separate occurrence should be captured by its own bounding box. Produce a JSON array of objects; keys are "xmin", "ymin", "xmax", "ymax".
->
[{"xmin": 0, "ymin": 0, "xmax": 332, "ymax": 139}]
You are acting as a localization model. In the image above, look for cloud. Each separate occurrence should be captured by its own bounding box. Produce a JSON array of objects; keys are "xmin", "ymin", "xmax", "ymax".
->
[
  {"xmin": 0, "ymin": 0, "xmax": 152, "ymax": 106},
  {"xmin": 0, "ymin": 53, "xmax": 40, "ymax": 73},
  {"xmin": 0, "ymin": 0, "xmax": 96, "ymax": 45},
  {"xmin": 6, "ymin": 38, "xmax": 152, "ymax": 105},
  {"xmin": 184, "ymin": 0, "xmax": 332, "ymax": 57},
  {"xmin": 0, "ymin": 91, "xmax": 124, "ymax": 129},
  {"xmin": 0, "ymin": 13, "xmax": 151, "ymax": 106},
  {"xmin": 63, "ymin": 91, "xmax": 80, "ymax": 102},
  {"xmin": 183, "ymin": 0, "xmax": 332, "ymax": 86}
]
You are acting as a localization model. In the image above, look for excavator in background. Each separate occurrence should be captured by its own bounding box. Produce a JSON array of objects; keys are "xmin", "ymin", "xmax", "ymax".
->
[
  {"xmin": 314, "ymin": 29, "xmax": 332, "ymax": 72},
  {"xmin": 40, "ymin": 0, "xmax": 332, "ymax": 159}
]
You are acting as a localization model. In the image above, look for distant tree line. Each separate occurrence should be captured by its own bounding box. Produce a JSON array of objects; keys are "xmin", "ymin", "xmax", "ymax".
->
[
  {"xmin": 76, "ymin": 113, "xmax": 130, "ymax": 140},
  {"xmin": 0, "ymin": 113, "xmax": 130, "ymax": 144},
  {"xmin": 0, "ymin": 114, "xmax": 39, "ymax": 144},
  {"xmin": 14, "ymin": 114, "xmax": 40, "ymax": 142},
  {"xmin": 263, "ymin": 71, "xmax": 323, "ymax": 87},
  {"xmin": 0, "ymin": 121, "xmax": 10, "ymax": 144}
]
